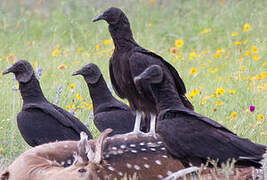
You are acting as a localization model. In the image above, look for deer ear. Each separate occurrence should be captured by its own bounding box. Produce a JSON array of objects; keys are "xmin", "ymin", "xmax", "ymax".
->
[
  {"xmin": 16, "ymin": 64, "xmax": 34, "ymax": 83},
  {"xmin": 0, "ymin": 169, "xmax": 9, "ymax": 180}
]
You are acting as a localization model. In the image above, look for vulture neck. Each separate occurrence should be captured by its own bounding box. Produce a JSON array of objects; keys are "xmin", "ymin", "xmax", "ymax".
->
[
  {"xmin": 156, "ymin": 88, "xmax": 185, "ymax": 113},
  {"xmin": 86, "ymin": 75, "xmax": 114, "ymax": 112},
  {"xmin": 109, "ymin": 17, "xmax": 137, "ymax": 50},
  {"xmin": 19, "ymin": 75, "xmax": 48, "ymax": 104}
]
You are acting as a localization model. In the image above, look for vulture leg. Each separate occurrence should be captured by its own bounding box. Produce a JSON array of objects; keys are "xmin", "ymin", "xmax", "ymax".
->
[
  {"xmin": 133, "ymin": 111, "xmax": 143, "ymax": 134},
  {"xmin": 148, "ymin": 113, "xmax": 156, "ymax": 137}
]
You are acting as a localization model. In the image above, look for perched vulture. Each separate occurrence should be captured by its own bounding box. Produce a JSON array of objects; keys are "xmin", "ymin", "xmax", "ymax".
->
[
  {"xmin": 2, "ymin": 60, "xmax": 92, "ymax": 146},
  {"xmin": 72, "ymin": 63, "xmax": 148, "ymax": 136},
  {"xmin": 93, "ymin": 7, "xmax": 193, "ymax": 136},
  {"xmin": 134, "ymin": 64, "xmax": 267, "ymax": 168},
  {"xmin": 1, "ymin": 129, "xmax": 263, "ymax": 180}
]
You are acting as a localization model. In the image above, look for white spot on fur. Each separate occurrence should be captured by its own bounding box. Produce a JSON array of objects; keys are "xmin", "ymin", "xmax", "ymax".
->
[
  {"xmin": 67, "ymin": 160, "xmax": 72, "ymax": 165},
  {"xmin": 118, "ymin": 150, "xmax": 123, "ymax": 154},
  {"xmin": 108, "ymin": 166, "xmax": 115, "ymax": 171},
  {"xmin": 130, "ymin": 144, "xmax": 136, "ymax": 147},
  {"xmin": 155, "ymin": 160, "xmax": 162, "ymax": 165},
  {"xmin": 112, "ymin": 146, "xmax": 117, "ymax": 150},
  {"xmin": 160, "ymin": 147, "xmax": 166, "ymax": 151},
  {"xmin": 167, "ymin": 171, "xmax": 172, "ymax": 176},
  {"xmin": 118, "ymin": 172, "xmax": 123, "ymax": 176},
  {"xmin": 141, "ymin": 148, "xmax": 146, "ymax": 151},
  {"xmin": 124, "ymin": 137, "xmax": 128, "ymax": 141},
  {"xmin": 157, "ymin": 174, "xmax": 163, "ymax": 179},
  {"xmin": 162, "ymin": 155, "xmax": 168, "ymax": 158},
  {"xmin": 64, "ymin": 145, "xmax": 68, "ymax": 148},
  {"xmin": 61, "ymin": 161, "xmax": 65, "ymax": 166},
  {"xmin": 134, "ymin": 165, "xmax": 140, "ymax": 170},
  {"xmin": 144, "ymin": 164, "xmax": 150, "ymax": 168},
  {"xmin": 120, "ymin": 144, "xmax": 126, "ymax": 149},
  {"xmin": 131, "ymin": 149, "xmax": 137, "ymax": 153},
  {"xmin": 126, "ymin": 163, "xmax": 132, "ymax": 168},
  {"xmin": 105, "ymin": 154, "xmax": 110, "ymax": 158},
  {"xmin": 157, "ymin": 141, "xmax": 163, "ymax": 145},
  {"xmin": 150, "ymin": 148, "xmax": 156, "ymax": 151},
  {"xmin": 140, "ymin": 142, "xmax": 145, "ymax": 146},
  {"xmin": 143, "ymin": 157, "xmax": 148, "ymax": 160}
]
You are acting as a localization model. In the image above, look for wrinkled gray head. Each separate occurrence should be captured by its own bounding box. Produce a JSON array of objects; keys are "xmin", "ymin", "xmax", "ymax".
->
[
  {"xmin": 2, "ymin": 60, "xmax": 34, "ymax": 83},
  {"xmin": 92, "ymin": 7, "xmax": 125, "ymax": 25},
  {"xmin": 135, "ymin": 65, "xmax": 163, "ymax": 84},
  {"xmin": 72, "ymin": 63, "xmax": 102, "ymax": 84}
]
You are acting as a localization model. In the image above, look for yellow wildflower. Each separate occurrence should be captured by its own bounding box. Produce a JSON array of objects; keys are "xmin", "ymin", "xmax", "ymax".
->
[
  {"xmin": 216, "ymin": 101, "xmax": 223, "ymax": 106},
  {"xmin": 146, "ymin": 22, "xmax": 152, "ymax": 28},
  {"xmin": 242, "ymin": 23, "xmax": 251, "ymax": 32},
  {"xmin": 201, "ymin": 50, "xmax": 208, "ymax": 55},
  {"xmin": 70, "ymin": 84, "xmax": 75, "ymax": 90},
  {"xmin": 0, "ymin": 147, "xmax": 4, "ymax": 154},
  {"xmin": 150, "ymin": 0, "xmax": 156, "ymax": 5},
  {"xmin": 229, "ymin": 90, "xmax": 236, "ymax": 94},
  {"xmin": 257, "ymin": 114, "xmax": 264, "ymax": 121},
  {"xmin": 175, "ymin": 39, "xmax": 184, "ymax": 48},
  {"xmin": 230, "ymin": 112, "xmax": 238, "ymax": 119},
  {"xmin": 95, "ymin": 44, "xmax": 101, "ymax": 51},
  {"xmin": 243, "ymin": 39, "xmax": 248, "ymax": 44},
  {"xmin": 231, "ymin": 32, "xmax": 239, "ymax": 37},
  {"xmin": 190, "ymin": 68, "xmax": 198, "ymax": 75},
  {"xmin": 244, "ymin": 51, "xmax": 250, "ymax": 56},
  {"xmin": 239, "ymin": 57, "xmax": 244, "ymax": 63},
  {"xmin": 240, "ymin": 66, "xmax": 247, "ymax": 70},
  {"xmin": 52, "ymin": 47, "xmax": 61, "ymax": 57},
  {"xmin": 252, "ymin": 54, "xmax": 261, "ymax": 61},
  {"xmin": 260, "ymin": 132, "xmax": 267, "ymax": 136},
  {"xmin": 234, "ymin": 41, "xmax": 241, "ymax": 46},
  {"xmin": 82, "ymin": 101, "xmax": 89, "ymax": 106},
  {"xmin": 208, "ymin": 68, "xmax": 219, "ymax": 73},
  {"xmin": 31, "ymin": 61, "xmax": 38, "ymax": 68},
  {"xmin": 76, "ymin": 93, "xmax": 83, "ymax": 100},
  {"xmin": 214, "ymin": 52, "xmax": 221, "ymax": 58},
  {"xmin": 261, "ymin": 72, "xmax": 267, "ymax": 78},
  {"xmin": 89, "ymin": 103, "xmax": 93, "ymax": 110},
  {"xmin": 200, "ymin": 29, "xmax": 211, "ymax": 34},
  {"xmin": 75, "ymin": 48, "xmax": 83, "ymax": 54},
  {"xmin": 189, "ymin": 52, "xmax": 200, "ymax": 60},
  {"xmin": 104, "ymin": 39, "xmax": 112, "ymax": 45},
  {"xmin": 216, "ymin": 88, "xmax": 225, "ymax": 95},
  {"xmin": 212, "ymin": 93, "xmax": 218, "ymax": 98},
  {"xmin": 251, "ymin": 45, "xmax": 258, "ymax": 53},
  {"xmin": 170, "ymin": 47, "xmax": 177, "ymax": 54}
]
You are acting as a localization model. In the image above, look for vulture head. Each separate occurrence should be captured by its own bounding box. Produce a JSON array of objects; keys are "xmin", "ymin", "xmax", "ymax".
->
[
  {"xmin": 72, "ymin": 63, "xmax": 102, "ymax": 84},
  {"xmin": 92, "ymin": 7, "xmax": 127, "ymax": 25},
  {"xmin": 2, "ymin": 60, "xmax": 34, "ymax": 83}
]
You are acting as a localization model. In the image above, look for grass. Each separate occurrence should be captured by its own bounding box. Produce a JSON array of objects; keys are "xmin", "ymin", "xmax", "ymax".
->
[{"xmin": 0, "ymin": 0, "xmax": 266, "ymax": 170}]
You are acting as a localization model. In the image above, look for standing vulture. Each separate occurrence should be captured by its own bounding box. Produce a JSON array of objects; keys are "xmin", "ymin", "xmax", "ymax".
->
[
  {"xmin": 2, "ymin": 60, "xmax": 92, "ymax": 146},
  {"xmin": 93, "ymin": 7, "xmax": 193, "ymax": 136},
  {"xmin": 72, "ymin": 63, "xmax": 148, "ymax": 136},
  {"xmin": 134, "ymin": 64, "xmax": 266, "ymax": 168}
]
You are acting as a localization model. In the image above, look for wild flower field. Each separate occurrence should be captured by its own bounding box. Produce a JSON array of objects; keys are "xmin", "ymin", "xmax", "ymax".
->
[{"xmin": 0, "ymin": 0, "xmax": 266, "ymax": 170}]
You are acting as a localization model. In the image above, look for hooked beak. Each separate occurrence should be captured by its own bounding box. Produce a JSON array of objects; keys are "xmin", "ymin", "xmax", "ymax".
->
[
  {"xmin": 2, "ymin": 66, "xmax": 14, "ymax": 75},
  {"xmin": 92, "ymin": 14, "xmax": 105, "ymax": 22},
  {"xmin": 72, "ymin": 70, "xmax": 82, "ymax": 76}
]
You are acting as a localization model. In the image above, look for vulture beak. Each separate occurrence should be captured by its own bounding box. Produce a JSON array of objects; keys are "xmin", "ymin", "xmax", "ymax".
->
[
  {"xmin": 72, "ymin": 70, "xmax": 82, "ymax": 76},
  {"xmin": 92, "ymin": 14, "xmax": 105, "ymax": 22},
  {"xmin": 2, "ymin": 66, "xmax": 14, "ymax": 75}
]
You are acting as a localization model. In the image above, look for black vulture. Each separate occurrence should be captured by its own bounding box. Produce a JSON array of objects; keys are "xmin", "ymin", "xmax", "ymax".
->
[
  {"xmin": 72, "ymin": 63, "xmax": 148, "ymax": 136},
  {"xmin": 134, "ymin": 64, "xmax": 266, "ymax": 168},
  {"xmin": 93, "ymin": 7, "xmax": 193, "ymax": 136},
  {"xmin": 2, "ymin": 60, "xmax": 93, "ymax": 146}
]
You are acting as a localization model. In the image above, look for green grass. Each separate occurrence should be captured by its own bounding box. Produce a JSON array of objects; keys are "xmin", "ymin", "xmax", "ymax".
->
[{"xmin": 0, "ymin": 0, "xmax": 266, "ymax": 170}]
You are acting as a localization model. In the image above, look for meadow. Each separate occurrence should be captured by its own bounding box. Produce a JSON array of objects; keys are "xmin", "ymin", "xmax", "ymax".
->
[{"xmin": 0, "ymin": 0, "xmax": 266, "ymax": 170}]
